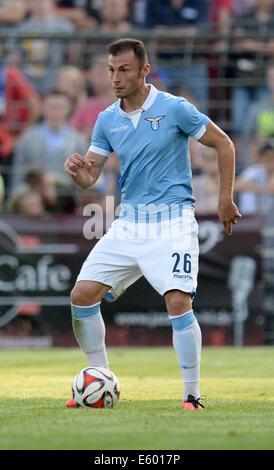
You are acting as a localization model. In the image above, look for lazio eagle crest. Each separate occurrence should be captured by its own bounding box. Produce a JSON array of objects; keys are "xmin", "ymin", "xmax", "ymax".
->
[{"xmin": 145, "ymin": 115, "xmax": 165, "ymax": 131}]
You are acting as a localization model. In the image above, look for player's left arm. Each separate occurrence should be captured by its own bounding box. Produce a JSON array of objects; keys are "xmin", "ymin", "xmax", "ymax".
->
[{"xmin": 198, "ymin": 120, "xmax": 242, "ymax": 235}]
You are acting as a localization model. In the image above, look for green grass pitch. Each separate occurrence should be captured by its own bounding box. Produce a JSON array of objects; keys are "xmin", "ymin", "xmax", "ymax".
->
[{"xmin": 0, "ymin": 346, "xmax": 273, "ymax": 450}]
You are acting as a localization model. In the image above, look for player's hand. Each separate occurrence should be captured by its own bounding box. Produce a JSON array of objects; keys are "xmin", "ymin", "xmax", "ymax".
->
[
  {"xmin": 218, "ymin": 199, "xmax": 242, "ymax": 236},
  {"xmin": 64, "ymin": 152, "xmax": 94, "ymax": 177}
]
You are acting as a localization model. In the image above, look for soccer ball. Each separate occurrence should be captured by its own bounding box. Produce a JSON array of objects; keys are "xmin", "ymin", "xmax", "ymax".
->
[{"xmin": 72, "ymin": 366, "xmax": 120, "ymax": 408}]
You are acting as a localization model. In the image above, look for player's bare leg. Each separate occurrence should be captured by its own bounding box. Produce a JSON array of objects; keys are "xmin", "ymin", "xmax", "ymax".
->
[
  {"xmin": 165, "ymin": 290, "xmax": 203, "ymax": 410},
  {"xmin": 66, "ymin": 280, "xmax": 110, "ymax": 407}
]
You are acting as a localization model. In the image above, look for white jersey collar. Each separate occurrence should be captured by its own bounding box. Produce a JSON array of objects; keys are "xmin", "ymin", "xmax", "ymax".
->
[{"xmin": 119, "ymin": 84, "xmax": 158, "ymax": 117}]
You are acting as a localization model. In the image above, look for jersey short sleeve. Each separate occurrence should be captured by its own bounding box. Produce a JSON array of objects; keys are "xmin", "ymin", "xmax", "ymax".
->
[
  {"xmin": 176, "ymin": 98, "xmax": 210, "ymax": 140},
  {"xmin": 89, "ymin": 112, "xmax": 113, "ymax": 157}
]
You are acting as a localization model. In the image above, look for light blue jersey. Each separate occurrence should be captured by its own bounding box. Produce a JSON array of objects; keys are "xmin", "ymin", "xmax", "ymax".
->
[{"xmin": 89, "ymin": 85, "xmax": 210, "ymax": 221}]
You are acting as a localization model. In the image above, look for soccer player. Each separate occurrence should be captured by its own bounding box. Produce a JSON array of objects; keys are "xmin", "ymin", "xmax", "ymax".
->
[{"xmin": 64, "ymin": 38, "xmax": 241, "ymax": 410}]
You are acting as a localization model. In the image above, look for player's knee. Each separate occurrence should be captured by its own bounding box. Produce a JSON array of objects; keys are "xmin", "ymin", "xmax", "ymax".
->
[
  {"xmin": 70, "ymin": 285, "xmax": 83, "ymax": 306},
  {"xmin": 70, "ymin": 283, "xmax": 93, "ymax": 306},
  {"xmin": 70, "ymin": 281, "xmax": 105, "ymax": 306},
  {"xmin": 165, "ymin": 290, "xmax": 192, "ymax": 316}
]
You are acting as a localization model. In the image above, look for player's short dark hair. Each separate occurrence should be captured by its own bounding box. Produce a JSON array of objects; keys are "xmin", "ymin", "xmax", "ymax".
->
[{"xmin": 107, "ymin": 38, "xmax": 148, "ymax": 68}]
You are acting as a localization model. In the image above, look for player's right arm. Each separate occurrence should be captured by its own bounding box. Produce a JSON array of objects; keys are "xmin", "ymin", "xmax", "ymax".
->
[
  {"xmin": 65, "ymin": 109, "xmax": 113, "ymax": 189},
  {"xmin": 64, "ymin": 150, "xmax": 107, "ymax": 189}
]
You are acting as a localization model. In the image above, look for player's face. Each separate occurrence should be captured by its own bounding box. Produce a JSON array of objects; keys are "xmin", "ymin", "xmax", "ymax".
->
[{"xmin": 108, "ymin": 50, "xmax": 149, "ymax": 99}]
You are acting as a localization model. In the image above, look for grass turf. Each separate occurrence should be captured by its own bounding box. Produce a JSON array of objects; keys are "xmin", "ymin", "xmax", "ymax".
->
[{"xmin": 0, "ymin": 346, "xmax": 273, "ymax": 450}]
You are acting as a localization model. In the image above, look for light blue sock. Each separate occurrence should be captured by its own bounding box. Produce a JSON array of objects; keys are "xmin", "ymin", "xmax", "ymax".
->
[
  {"xmin": 71, "ymin": 302, "xmax": 109, "ymax": 367},
  {"xmin": 170, "ymin": 310, "xmax": 202, "ymax": 400}
]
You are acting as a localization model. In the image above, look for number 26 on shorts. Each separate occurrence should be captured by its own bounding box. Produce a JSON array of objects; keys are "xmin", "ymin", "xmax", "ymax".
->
[{"xmin": 172, "ymin": 252, "xmax": 192, "ymax": 274}]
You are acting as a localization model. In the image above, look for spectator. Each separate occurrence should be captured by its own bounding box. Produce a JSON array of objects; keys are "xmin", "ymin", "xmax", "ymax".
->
[
  {"xmin": 55, "ymin": 0, "xmax": 98, "ymax": 29},
  {"xmin": 130, "ymin": 0, "xmax": 148, "ymax": 27},
  {"xmin": 242, "ymin": 61, "xmax": 274, "ymax": 166},
  {"xmin": 25, "ymin": 163, "xmax": 56, "ymax": 203},
  {"xmin": 70, "ymin": 55, "xmax": 114, "ymax": 138},
  {"xmin": 0, "ymin": 41, "xmax": 41, "ymax": 147},
  {"xmin": 16, "ymin": 0, "xmax": 75, "ymax": 95},
  {"xmin": 8, "ymin": 188, "xmax": 45, "ymax": 216},
  {"xmin": 234, "ymin": 139, "xmax": 274, "ymax": 215},
  {"xmin": 145, "ymin": 0, "xmax": 209, "ymax": 29},
  {"xmin": 11, "ymin": 90, "xmax": 88, "ymax": 196},
  {"xmin": 98, "ymin": 0, "xmax": 132, "ymax": 32},
  {"xmin": 144, "ymin": 0, "xmax": 210, "ymax": 114},
  {"xmin": 6, "ymin": 162, "xmax": 57, "ymax": 212},
  {"xmin": 210, "ymin": 0, "xmax": 233, "ymax": 34},
  {"xmin": 55, "ymin": 65, "xmax": 87, "ymax": 114},
  {"xmin": 0, "ymin": 0, "xmax": 28, "ymax": 30},
  {"xmin": 192, "ymin": 146, "xmax": 219, "ymax": 215},
  {"xmin": 232, "ymin": 0, "xmax": 256, "ymax": 18},
  {"xmin": 229, "ymin": 0, "xmax": 274, "ymax": 136}
]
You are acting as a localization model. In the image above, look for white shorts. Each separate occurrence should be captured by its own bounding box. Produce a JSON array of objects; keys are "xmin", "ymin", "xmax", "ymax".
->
[{"xmin": 77, "ymin": 207, "xmax": 199, "ymax": 298}]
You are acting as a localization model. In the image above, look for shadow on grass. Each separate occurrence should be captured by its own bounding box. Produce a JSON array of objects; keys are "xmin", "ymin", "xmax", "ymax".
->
[
  {"xmin": 1, "ymin": 396, "xmax": 274, "ymax": 412},
  {"xmin": 0, "ymin": 396, "xmax": 183, "ymax": 411}
]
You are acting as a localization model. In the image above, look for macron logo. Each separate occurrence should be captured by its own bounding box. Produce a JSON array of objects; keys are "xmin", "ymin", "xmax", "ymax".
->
[{"xmin": 110, "ymin": 124, "xmax": 129, "ymax": 133}]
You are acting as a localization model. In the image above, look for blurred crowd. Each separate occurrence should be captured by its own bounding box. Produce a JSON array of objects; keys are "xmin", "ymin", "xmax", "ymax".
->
[{"xmin": 0, "ymin": 0, "xmax": 273, "ymax": 218}]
